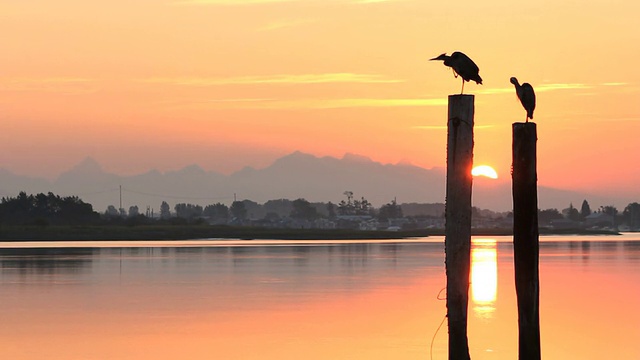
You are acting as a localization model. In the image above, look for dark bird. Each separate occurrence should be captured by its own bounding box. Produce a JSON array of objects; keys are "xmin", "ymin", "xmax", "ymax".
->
[
  {"xmin": 430, "ymin": 51, "xmax": 483, "ymax": 94},
  {"xmin": 510, "ymin": 77, "xmax": 536, "ymax": 122}
]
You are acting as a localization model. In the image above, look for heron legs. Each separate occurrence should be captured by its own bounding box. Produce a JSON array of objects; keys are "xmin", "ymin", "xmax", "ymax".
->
[{"xmin": 460, "ymin": 79, "xmax": 465, "ymax": 94}]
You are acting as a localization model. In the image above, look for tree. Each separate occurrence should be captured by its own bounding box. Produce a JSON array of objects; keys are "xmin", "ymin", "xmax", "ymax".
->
[
  {"xmin": 337, "ymin": 192, "xmax": 371, "ymax": 216},
  {"xmin": 338, "ymin": 191, "xmax": 355, "ymax": 215},
  {"xmin": 355, "ymin": 197, "xmax": 372, "ymax": 215},
  {"xmin": 378, "ymin": 199, "xmax": 403, "ymax": 221},
  {"xmin": 204, "ymin": 203, "xmax": 229, "ymax": 221},
  {"xmin": 563, "ymin": 203, "xmax": 581, "ymax": 222},
  {"xmin": 160, "ymin": 201, "xmax": 171, "ymax": 219},
  {"xmin": 174, "ymin": 203, "xmax": 203, "ymax": 219},
  {"xmin": 263, "ymin": 199, "xmax": 293, "ymax": 218},
  {"xmin": 290, "ymin": 198, "xmax": 318, "ymax": 220},
  {"xmin": 239, "ymin": 200, "xmax": 263, "ymax": 219},
  {"xmin": 623, "ymin": 202, "xmax": 640, "ymax": 230},
  {"xmin": 128, "ymin": 205, "xmax": 139, "ymax": 217},
  {"xmin": 105, "ymin": 205, "xmax": 119, "ymax": 217},
  {"xmin": 230, "ymin": 201, "xmax": 247, "ymax": 221},
  {"xmin": 0, "ymin": 192, "xmax": 98, "ymax": 225},
  {"xmin": 580, "ymin": 200, "xmax": 592, "ymax": 220},
  {"xmin": 600, "ymin": 205, "xmax": 619, "ymax": 228},
  {"xmin": 344, "ymin": 191, "xmax": 353, "ymax": 204},
  {"xmin": 538, "ymin": 208, "xmax": 563, "ymax": 226},
  {"xmin": 600, "ymin": 205, "xmax": 618, "ymax": 216},
  {"xmin": 326, "ymin": 202, "xmax": 336, "ymax": 220}
]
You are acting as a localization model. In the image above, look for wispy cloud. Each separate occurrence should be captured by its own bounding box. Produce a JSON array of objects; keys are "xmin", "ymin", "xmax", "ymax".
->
[
  {"xmin": 535, "ymin": 83, "xmax": 592, "ymax": 92},
  {"xmin": 354, "ymin": 0, "xmax": 397, "ymax": 3},
  {"xmin": 0, "ymin": 77, "xmax": 98, "ymax": 94},
  {"xmin": 477, "ymin": 83, "xmax": 592, "ymax": 95},
  {"xmin": 183, "ymin": 97, "xmax": 446, "ymax": 109},
  {"xmin": 309, "ymin": 98, "xmax": 447, "ymax": 109},
  {"xmin": 203, "ymin": 98, "xmax": 276, "ymax": 103},
  {"xmin": 258, "ymin": 19, "xmax": 316, "ymax": 31},
  {"xmin": 593, "ymin": 116, "xmax": 640, "ymax": 122},
  {"xmin": 170, "ymin": 0, "xmax": 398, "ymax": 5},
  {"xmin": 475, "ymin": 88, "xmax": 514, "ymax": 95},
  {"xmin": 142, "ymin": 73, "xmax": 404, "ymax": 86},
  {"xmin": 170, "ymin": 0, "xmax": 292, "ymax": 5},
  {"xmin": 412, "ymin": 125, "xmax": 495, "ymax": 130}
]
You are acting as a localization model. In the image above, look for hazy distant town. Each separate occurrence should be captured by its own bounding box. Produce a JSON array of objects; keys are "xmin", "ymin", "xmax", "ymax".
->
[{"xmin": 1, "ymin": 190, "xmax": 638, "ymax": 233}]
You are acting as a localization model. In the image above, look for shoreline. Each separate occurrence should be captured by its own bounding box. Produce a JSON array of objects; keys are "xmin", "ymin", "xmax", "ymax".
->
[{"xmin": 0, "ymin": 225, "xmax": 621, "ymax": 241}]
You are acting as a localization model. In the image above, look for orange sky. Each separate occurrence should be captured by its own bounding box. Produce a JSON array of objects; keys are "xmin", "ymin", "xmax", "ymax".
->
[{"xmin": 1, "ymin": 0, "xmax": 639, "ymax": 198}]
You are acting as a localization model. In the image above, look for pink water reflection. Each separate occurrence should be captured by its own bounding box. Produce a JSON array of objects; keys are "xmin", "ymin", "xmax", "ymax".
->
[{"xmin": 0, "ymin": 236, "xmax": 638, "ymax": 359}]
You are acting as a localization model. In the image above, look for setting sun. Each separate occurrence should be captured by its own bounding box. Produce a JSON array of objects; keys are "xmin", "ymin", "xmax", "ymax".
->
[{"xmin": 471, "ymin": 165, "xmax": 498, "ymax": 179}]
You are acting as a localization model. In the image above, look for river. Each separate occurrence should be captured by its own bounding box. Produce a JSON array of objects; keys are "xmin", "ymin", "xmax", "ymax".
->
[{"xmin": 1, "ymin": 234, "xmax": 638, "ymax": 359}]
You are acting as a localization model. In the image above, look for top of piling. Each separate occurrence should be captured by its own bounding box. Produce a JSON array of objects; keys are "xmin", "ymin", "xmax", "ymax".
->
[
  {"xmin": 448, "ymin": 94, "xmax": 475, "ymax": 100},
  {"xmin": 513, "ymin": 122, "xmax": 537, "ymax": 130}
]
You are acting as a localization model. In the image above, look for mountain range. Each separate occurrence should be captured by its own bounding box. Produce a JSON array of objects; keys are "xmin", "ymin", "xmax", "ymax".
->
[{"xmin": 0, "ymin": 151, "xmax": 628, "ymax": 214}]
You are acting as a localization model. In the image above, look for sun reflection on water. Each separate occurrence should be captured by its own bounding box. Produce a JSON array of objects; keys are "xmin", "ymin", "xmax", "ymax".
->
[{"xmin": 471, "ymin": 238, "xmax": 498, "ymax": 318}]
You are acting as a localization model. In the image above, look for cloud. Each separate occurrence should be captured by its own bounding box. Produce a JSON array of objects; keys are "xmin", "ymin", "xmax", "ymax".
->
[
  {"xmin": 593, "ymin": 116, "xmax": 640, "ymax": 122},
  {"xmin": 354, "ymin": 0, "xmax": 397, "ymax": 3},
  {"xmin": 0, "ymin": 77, "xmax": 98, "ymax": 94},
  {"xmin": 535, "ymin": 83, "xmax": 592, "ymax": 92},
  {"xmin": 475, "ymin": 88, "xmax": 514, "ymax": 95},
  {"xmin": 306, "ymin": 98, "xmax": 447, "ymax": 109},
  {"xmin": 182, "ymin": 97, "xmax": 446, "ymax": 109},
  {"xmin": 412, "ymin": 125, "xmax": 494, "ymax": 130},
  {"xmin": 170, "ymin": 0, "xmax": 398, "ymax": 5},
  {"xmin": 258, "ymin": 19, "xmax": 316, "ymax": 31},
  {"xmin": 142, "ymin": 73, "xmax": 404, "ymax": 86},
  {"xmin": 477, "ymin": 83, "xmax": 592, "ymax": 95},
  {"xmin": 170, "ymin": 0, "xmax": 292, "ymax": 5},
  {"xmin": 202, "ymin": 98, "xmax": 276, "ymax": 103}
]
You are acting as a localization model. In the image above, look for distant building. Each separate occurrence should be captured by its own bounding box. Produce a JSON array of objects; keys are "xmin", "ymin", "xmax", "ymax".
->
[
  {"xmin": 585, "ymin": 212, "xmax": 614, "ymax": 228},
  {"xmin": 550, "ymin": 218, "xmax": 581, "ymax": 230}
]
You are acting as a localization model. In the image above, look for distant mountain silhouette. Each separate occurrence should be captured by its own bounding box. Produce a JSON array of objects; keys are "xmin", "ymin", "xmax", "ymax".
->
[{"xmin": 0, "ymin": 152, "xmax": 628, "ymax": 213}]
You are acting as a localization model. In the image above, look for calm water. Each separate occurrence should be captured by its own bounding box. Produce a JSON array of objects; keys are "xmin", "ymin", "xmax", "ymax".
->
[{"xmin": 1, "ymin": 235, "xmax": 638, "ymax": 359}]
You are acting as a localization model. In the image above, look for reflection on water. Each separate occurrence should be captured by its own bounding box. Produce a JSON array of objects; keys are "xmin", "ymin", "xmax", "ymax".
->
[
  {"xmin": 471, "ymin": 239, "xmax": 497, "ymax": 318},
  {"xmin": 0, "ymin": 236, "xmax": 639, "ymax": 360}
]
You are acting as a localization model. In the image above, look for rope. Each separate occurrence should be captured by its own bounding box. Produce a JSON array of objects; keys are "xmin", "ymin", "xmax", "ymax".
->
[{"xmin": 429, "ymin": 287, "xmax": 448, "ymax": 360}]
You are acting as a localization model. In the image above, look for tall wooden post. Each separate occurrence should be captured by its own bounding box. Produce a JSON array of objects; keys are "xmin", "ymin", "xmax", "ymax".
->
[
  {"xmin": 512, "ymin": 122, "xmax": 541, "ymax": 360},
  {"xmin": 445, "ymin": 94, "xmax": 474, "ymax": 360}
]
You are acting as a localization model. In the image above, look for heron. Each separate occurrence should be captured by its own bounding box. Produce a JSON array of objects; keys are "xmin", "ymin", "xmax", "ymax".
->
[
  {"xmin": 430, "ymin": 51, "xmax": 483, "ymax": 94},
  {"xmin": 510, "ymin": 77, "xmax": 536, "ymax": 122}
]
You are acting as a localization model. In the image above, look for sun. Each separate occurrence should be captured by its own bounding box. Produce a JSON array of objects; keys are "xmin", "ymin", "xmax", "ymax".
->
[{"xmin": 472, "ymin": 165, "xmax": 498, "ymax": 179}]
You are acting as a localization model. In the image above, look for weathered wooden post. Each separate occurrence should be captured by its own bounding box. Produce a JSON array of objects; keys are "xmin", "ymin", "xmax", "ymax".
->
[
  {"xmin": 445, "ymin": 94, "xmax": 474, "ymax": 360},
  {"xmin": 512, "ymin": 122, "xmax": 541, "ymax": 360}
]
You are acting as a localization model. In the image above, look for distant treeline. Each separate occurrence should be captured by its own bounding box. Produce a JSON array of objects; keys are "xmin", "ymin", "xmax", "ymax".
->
[
  {"xmin": 0, "ymin": 192, "xmax": 99, "ymax": 226},
  {"xmin": 2, "ymin": 191, "xmax": 640, "ymax": 231},
  {"xmin": 0, "ymin": 191, "xmax": 448, "ymax": 227}
]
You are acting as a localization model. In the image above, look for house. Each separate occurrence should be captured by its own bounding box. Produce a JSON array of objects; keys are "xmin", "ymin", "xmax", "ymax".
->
[
  {"xmin": 585, "ymin": 212, "xmax": 614, "ymax": 228},
  {"xmin": 550, "ymin": 218, "xmax": 581, "ymax": 229}
]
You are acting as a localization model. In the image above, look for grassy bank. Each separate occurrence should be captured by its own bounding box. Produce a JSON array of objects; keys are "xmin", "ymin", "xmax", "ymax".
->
[
  {"xmin": 0, "ymin": 225, "xmax": 433, "ymax": 241},
  {"xmin": 0, "ymin": 225, "xmax": 620, "ymax": 241}
]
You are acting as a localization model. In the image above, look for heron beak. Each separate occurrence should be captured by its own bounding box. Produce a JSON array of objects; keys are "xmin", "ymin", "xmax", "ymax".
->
[{"xmin": 429, "ymin": 56, "xmax": 439, "ymax": 61}]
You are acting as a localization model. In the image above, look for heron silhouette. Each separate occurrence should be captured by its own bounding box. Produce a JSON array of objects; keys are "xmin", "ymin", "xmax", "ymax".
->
[
  {"xmin": 430, "ymin": 51, "xmax": 482, "ymax": 94},
  {"xmin": 510, "ymin": 77, "xmax": 536, "ymax": 122}
]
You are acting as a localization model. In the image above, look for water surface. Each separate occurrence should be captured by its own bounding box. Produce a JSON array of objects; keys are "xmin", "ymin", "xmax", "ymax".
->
[{"xmin": 1, "ymin": 235, "xmax": 638, "ymax": 359}]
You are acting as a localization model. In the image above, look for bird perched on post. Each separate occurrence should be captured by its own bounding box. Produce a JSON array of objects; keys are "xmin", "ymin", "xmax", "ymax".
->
[
  {"xmin": 510, "ymin": 77, "xmax": 536, "ymax": 122},
  {"xmin": 430, "ymin": 51, "xmax": 483, "ymax": 94}
]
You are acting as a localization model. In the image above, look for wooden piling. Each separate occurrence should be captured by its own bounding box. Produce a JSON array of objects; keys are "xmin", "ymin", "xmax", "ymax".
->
[
  {"xmin": 512, "ymin": 122, "xmax": 541, "ymax": 360},
  {"xmin": 445, "ymin": 94, "xmax": 474, "ymax": 360}
]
